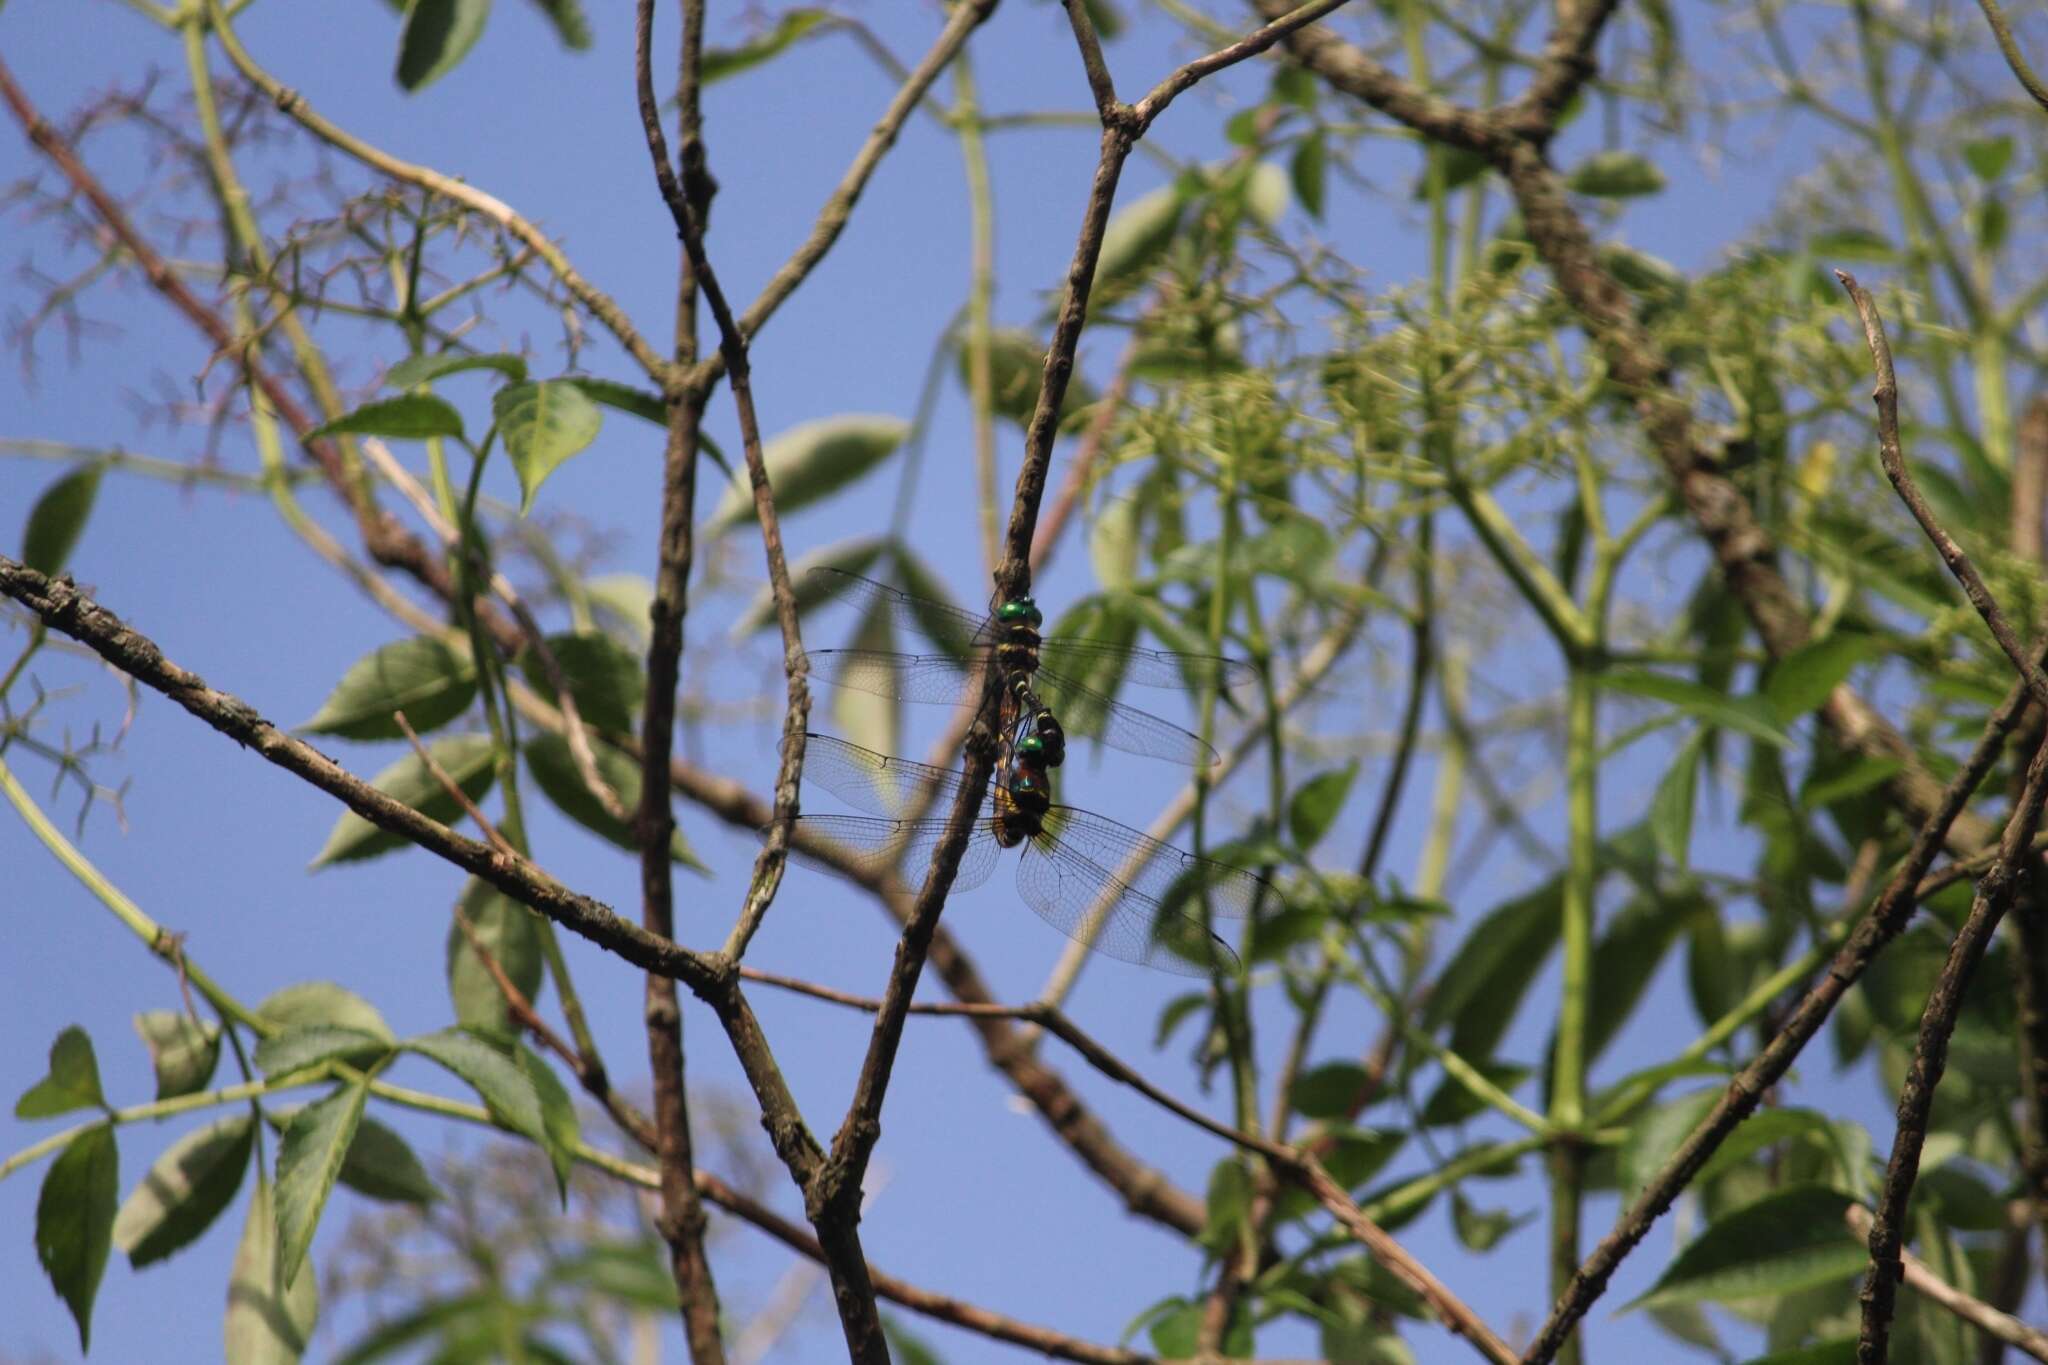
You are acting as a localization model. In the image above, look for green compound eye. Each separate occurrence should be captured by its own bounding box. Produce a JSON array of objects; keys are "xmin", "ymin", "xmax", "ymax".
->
[
  {"xmin": 1015, "ymin": 734, "xmax": 1045, "ymax": 757},
  {"xmin": 997, "ymin": 598, "xmax": 1033, "ymax": 624}
]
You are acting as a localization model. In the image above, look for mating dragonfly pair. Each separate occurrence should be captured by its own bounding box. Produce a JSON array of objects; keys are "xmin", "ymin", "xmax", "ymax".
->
[{"xmin": 771, "ymin": 569, "xmax": 1273, "ymax": 975}]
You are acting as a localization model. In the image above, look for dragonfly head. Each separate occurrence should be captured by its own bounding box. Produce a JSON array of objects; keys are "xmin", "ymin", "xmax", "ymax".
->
[{"xmin": 996, "ymin": 596, "xmax": 1043, "ymax": 629}]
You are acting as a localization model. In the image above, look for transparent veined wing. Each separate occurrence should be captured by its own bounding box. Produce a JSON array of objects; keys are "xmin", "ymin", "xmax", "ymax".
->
[
  {"xmin": 776, "ymin": 815, "xmax": 1003, "ymax": 894},
  {"xmin": 1040, "ymin": 805, "xmax": 1272, "ymax": 919},
  {"xmin": 803, "ymin": 567, "xmax": 994, "ymax": 654},
  {"xmin": 1014, "ymin": 840, "xmax": 1239, "ymax": 976},
  {"xmin": 1029, "ymin": 665, "xmax": 1222, "ymax": 767},
  {"xmin": 1033, "ymin": 637, "xmax": 1258, "ymax": 692},
  {"xmin": 792, "ymin": 733, "xmax": 981, "ymax": 818},
  {"xmin": 804, "ymin": 648, "xmax": 991, "ymax": 706}
]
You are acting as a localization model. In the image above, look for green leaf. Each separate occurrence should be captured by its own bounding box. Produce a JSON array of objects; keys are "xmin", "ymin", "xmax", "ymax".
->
[
  {"xmin": 705, "ymin": 414, "xmax": 907, "ymax": 533},
  {"xmin": 115, "ymin": 1115, "xmax": 254, "ymax": 1267},
  {"xmin": 1450, "ymin": 1190, "xmax": 1529, "ymax": 1251},
  {"xmin": 1604, "ymin": 670, "xmax": 1788, "ymax": 746},
  {"xmin": 256, "ymin": 982, "xmax": 396, "ymax": 1042},
  {"xmin": 1154, "ymin": 990, "xmax": 1210, "ymax": 1049},
  {"xmin": 518, "ymin": 1045, "xmax": 579, "ymax": 1200},
  {"xmin": 447, "ymin": 879, "xmax": 544, "ymax": 1042},
  {"xmin": 881, "ymin": 1314, "xmax": 948, "ymax": 1365},
  {"xmin": 1809, "ymin": 226, "xmax": 1896, "ymax": 264},
  {"xmin": 701, "ymin": 8, "xmax": 832, "ymax": 83},
  {"xmin": 1288, "ymin": 763, "xmax": 1358, "ymax": 851},
  {"xmin": 274, "ymin": 1079, "xmax": 369, "ymax": 1286},
  {"xmin": 891, "ymin": 545, "xmax": 980, "ymax": 658},
  {"xmin": 1799, "ymin": 753, "xmax": 1901, "ymax": 812},
  {"xmin": 224, "ymin": 1174, "xmax": 318, "ymax": 1364},
  {"xmin": 36, "ymin": 1124, "xmax": 117, "ymax": 1351},
  {"xmin": 516, "ymin": 632, "xmax": 644, "ymax": 732},
  {"xmin": 1424, "ymin": 883, "xmax": 1561, "ymax": 1060},
  {"xmin": 384, "ymin": 351, "xmax": 526, "ymax": 389},
  {"xmin": 564, "ymin": 376, "xmax": 666, "ymax": 426},
  {"xmin": 1737, "ymin": 1343, "xmax": 1855, "ymax": 1365},
  {"xmin": 254, "ymin": 1025, "xmax": 394, "ymax": 1078},
  {"xmin": 524, "ymin": 0, "xmax": 590, "ymax": 49},
  {"xmin": 1244, "ymin": 160, "xmax": 1290, "ymax": 225},
  {"xmin": 406, "ymin": 1028, "xmax": 546, "ymax": 1146},
  {"xmin": 310, "ymin": 393, "xmax": 465, "ymax": 442},
  {"xmin": 1094, "ymin": 181, "xmax": 1186, "ymax": 303},
  {"xmin": 1651, "ymin": 730, "xmax": 1703, "ymax": 871},
  {"xmin": 733, "ymin": 535, "xmax": 889, "ymax": 636},
  {"xmin": 585, "ymin": 573, "xmax": 656, "ymax": 646},
  {"xmin": 961, "ymin": 328, "xmax": 1097, "ymax": 431},
  {"xmin": 16, "ymin": 1025, "xmax": 106, "ymax": 1118},
  {"xmin": 1567, "ymin": 150, "xmax": 1667, "ymax": 197},
  {"xmin": 1413, "ymin": 145, "xmax": 1491, "ymax": 199},
  {"xmin": 524, "ymin": 733, "xmax": 705, "ymax": 868},
  {"xmin": 396, "ymin": 0, "xmax": 492, "ymax": 91},
  {"xmin": 134, "ymin": 1011, "xmax": 222, "ymax": 1100},
  {"xmin": 309, "ymin": 733, "xmax": 497, "ymax": 867},
  {"xmin": 493, "ymin": 380, "xmax": 604, "ymax": 515},
  {"xmin": 1764, "ymin": 633, "xmax": 1870, "ymax": 723},
  {"xmin": 335, "ymin": 1115, "xmax": 439, "ymax": 1205},
  {"xmin": 1620, "ymin": 1088, "xmax": 1718, "ymax": 1200},
  {"xmin": 1089, "ymin": 496, "xmax": 1141, "ymax": 592},
  {"xmin": 1289, "ymin": 130, "xmax": 1327, "ymax": 220},
  {"xmin": 833, "ymin": 597, "xmax": 899, "ymax": 761},
  {"xmin": 301, "ymin": 636, "xmax": 477, "ymax": 740},
  {"xmin": 1963, "ymin": 135, "xmax": 2014, "ymax": 181},
  {"xmin": 1976, "ymin": 196, "xmax": 2009, "ymax": 252},
  {"xmin": 1200, "ymin": 1157, "xmax": 1254, "ymax": 1252},
  {"xmin": 22, "ymin": 463, "xmax": 102, "ymax": 575},
  {"xmin": 1289, "ymin": 1061, "xmax": 1371, "ymax": 1120},
  {"xmin": 1146, "ymin": 1297, "xmax": 1203, "ymax": 1356},
  {"xmin": 1623, "ymin": 1185, "xmax": 1863, "ymax": 1311}
]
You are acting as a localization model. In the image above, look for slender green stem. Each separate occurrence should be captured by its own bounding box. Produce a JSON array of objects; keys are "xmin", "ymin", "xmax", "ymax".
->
[{"xmin": 954, "ymin": 55, "xmax": 1001, "ymax": 576}]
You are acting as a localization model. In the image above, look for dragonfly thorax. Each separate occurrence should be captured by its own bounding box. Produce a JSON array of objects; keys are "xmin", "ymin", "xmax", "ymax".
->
[{"xmin": 990, "ymin": 775, "xmax": 1049, "ymax": 848}]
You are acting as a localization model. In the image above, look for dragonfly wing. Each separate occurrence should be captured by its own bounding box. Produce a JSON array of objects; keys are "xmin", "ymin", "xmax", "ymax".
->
[
  {"xmin": 782, "ymin": 816, "xmax": 1002, "ymax": 894},
  {"xmin": 791, "ymin": 733, "xmax": 978, "ymax": 818},
  {"xmin": 1031, "ymin": 667, "xmax": 1220, "ymax": 767},
  {"xmin": 807, "ymin": 648, "xmax": 992, "ymax": 706},
  {"xmin": 1015, "ymin": 839, "xmax": 1239, "ymax": 976},
  {"xmin": 1034, "ymin": 637, "xmax": 1256, "ymax": 692},
  {"xmin": 1043, "ymin": 807, "xmax": 1272, "ymax": 919},
  {"xmin": 804, "ymin": 568, "xmax": 998, "ymax": 654}
]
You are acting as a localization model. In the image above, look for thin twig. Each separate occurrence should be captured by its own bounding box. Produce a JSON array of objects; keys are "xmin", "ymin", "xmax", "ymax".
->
[
  {"xmin": 1845, "ymin": 1205, "xmax": 2048, "ymax": 1362},
  {"xmin": 1973, "ymin": 0, "xmax": 2048, "ymax": 112}
]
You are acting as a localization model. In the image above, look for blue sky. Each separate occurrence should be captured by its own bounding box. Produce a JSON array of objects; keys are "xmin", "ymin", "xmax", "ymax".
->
[{"xmin": 0, "ymin": 1, "xmax": 1986, "ymax": 1362}]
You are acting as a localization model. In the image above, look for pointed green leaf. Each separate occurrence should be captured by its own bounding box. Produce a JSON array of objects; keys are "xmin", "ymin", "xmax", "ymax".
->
[
  {"xmin": 1765, "ymin": 633, "xmax": 1872, "ymax": 723},
  {"xmin": 309, "ymin": 733, "xmax": 497, "ymax": 867},
  {"xmin": 1651, "ymin": 730, "xmax": 1703, "ymax": 871},
  {"xmin": 335, "ymin": 1115, "xmax": 439, "ymax": 1206},
  {"xmin": 701, "ymin": 8, "xmax": 832, "ymax": 83},
  {"xmin": 22, "ymin": 463, "xmax": 102, "ymax": 575},
  {"xmin": 959, "ymin": 328, "xmax": 1097, "ymax": 431},
  {"xmin": 1089, "ymin": 496, "xmax": 1140, "ymax": 593},
  {"xmin": 516, "ymin": 632, "xmax": 644, "ymax": 732},
  {"xmin": 309, "ymin": 393, "xmax": 465, "ymax": 442},
  {"xmin": 705, "ymin": 414, "xmax": 907, "ymax": 533},
  {"xmin": 274, "ymin": 1079, "xmax": 368, "ymax": 1286},
  {"xmin": 493, "ymin": 380, "xmax": 604, "ymax": 515},
  {"xmin": 1623, "ymin": 1185, "xmax": 1863, "ymax": 1311},
  {"xmin": 254, "ymin": 1026, "xmax": 393, "ymax": 1078},
  {"xmin": 1963, "ymin": 135, "xmax": 2014, "ymax": 181},
  {"xmin": 115, "ymin": 1115, "xmax": 254, "ymax": 1267},
  {"xmin": 1288, "ymin": 763, "xmax": 1359, "ymax": 852},
  {"xmin": 889, "ymin": 545, "xmax": 979, "ymax": 659},
  {"xmin": 1603, "ymin": 671, "xmax": 1788, "ymax": 746},
  {"xmin": 1289, "ymin": 1061, "xmax": 1371, "ymax": 1121},
  {"xmin": 406, "ymin": 1028, "xmax": 546, "ymax": 1146},
  {"xmin": 564, "ymin": 376, "xmax": 665, "ymax": 425},
  {"xmin": 134, "ymin": 1011, "xmax": 222, "ymax": 1100},
  {"xmin": 1450, "ymin": 1190, "xmax": 1530, "ymax": 1251},
  {"xmin": 256, "ymin": 983, "xmax": 396, "ymax": 1043},
  {"xmin": 384, "ymin": 351, "xmax": 526, "ymax": 389},
  {"xmin": 1737, "ymin": 1343, "xmax": 1856, "ymax": 1365},
  {"xmin": 301, "ymin": 636, "xmax": 477, "ymax": 740},
  {"xmin": 1290, "ymin": 130, "xmax": 1327, "ymax": 220},
  {"xmin": 834, "ymin": 598, "xmax": 899, "ymax": 761},
  {"xmin": 523, "ymin": 733, "xmax": 705, "ymax": 868},
  {"xmin": 517, "ymin": 1045, "xmax": 579, "ymax": 1200},
  {"xmin": 1094, "ymin": 182, "xmax": 1186, "ymax": 303},
  {"xmin": 35, "ymin": 1123, "xmax": 117, "ymax": 1351},
  {"xmin": 16, "ymin": 1026, "xmax": 106, "ymax": 1118},
  {"xmin": 1567, "ymin": 150, "xmax": 1667, "ymax": 197},
  {"xmin": 525, "ymin": 0, "xmax": 591, "ymax": 48},
  {"xmin": 1620, "ymin": 1088, "xmax": 1718, "ymax": 1201},
  {"xmin": 447, "ymin": 879, "xmax": 544, "ymax": 1042},
  {"xmin": 396, "ymin": 0, "xmax": 492, "ymax": 91},
  {"xmin": 224, "ymin": 1174, "xmax": 318, "ymax": 1364}
]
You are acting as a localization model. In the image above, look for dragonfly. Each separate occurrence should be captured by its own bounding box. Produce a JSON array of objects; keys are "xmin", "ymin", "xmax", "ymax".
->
[
  {"xmin": 776, "ymin": 730, "xmax": 1271, "ymax": 975},
  {"xmin": 801, "ymin": 567, "xmax": 1255, "ymax": 768}
]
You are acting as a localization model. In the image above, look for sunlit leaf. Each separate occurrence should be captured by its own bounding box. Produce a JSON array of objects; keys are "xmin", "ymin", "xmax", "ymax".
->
[
  {"xmin": 309, "ymin": 394, "xmax": 465, "ymax": 442},
  {"xmin": 1624, "ymin": 1185, "xmax": 1863, "ymax": 1311},
  {"xmin": 494, "ymin": 380, "xmax": 604, "ymax": 515},
  {"xmin": 704, "ymin": 414, "xmax": 907, "ymax": 533},
  {"xmin": 564, "ymin": 376, "xmax": 665, "ymax": 426},
  {"xmin": 255, "ymin": 983, "xmax": 396, "ymax": 1043},
  {"xmin": 733, "ymin": 535, "xmax": 889, "ymax": 636},
  {"xmin": 1604, "ymin": 671, "xmax": 1788, "ymax": 746},
  {"xmin": 254, "ymin": 1026, "xmax": 394, "ymax": 1078},
  {"xmin": 274, "ymin": 1078, "xmax": 369, "ymax": 1286},
  {"xmin": 516, "ymin": 632, "xmax": 644, "ymax": 732},
  {"xmin": 334, "ymin": 1115, "xmax": 440, "ymax": 1206},
  {"xmin": 224, "ymin": 1173, "xmax": 317, "ymax": 1364},
  {"xmin": 301, "ymin": 636, "xmax": 477, "ymax": 741},
  {"xmin": 383, "ymin": 351, "xmax": 526, "ymax": 389},
  {"xmin": 518, "ymin": 1045, "xmax": 579, "ymax": 1200},
  {"xmin": 406, "ymin": 1028, "xmax": 546, "ymax": 1147},
  {"xmin": 702, "ymin": 8, "xmax": 832, "ymax": 83},
  {"xmin": 134, "ymin": 1011, "xmax": 222, "ymax": 1100},
  {"xmin": 446, "ymin": 878, "xmax": 543, "ymax": 1042},
  {"xmin": 114, "ymin": 1114, "xmax": 254, "ymax": 1267},
  {"xmin": 1567, "ymin": 150, "xmax": 1667, "ymax": 197},
  {"xmin": 309, "ymin": 734, "xmax": 497, "ymax": 867}
]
